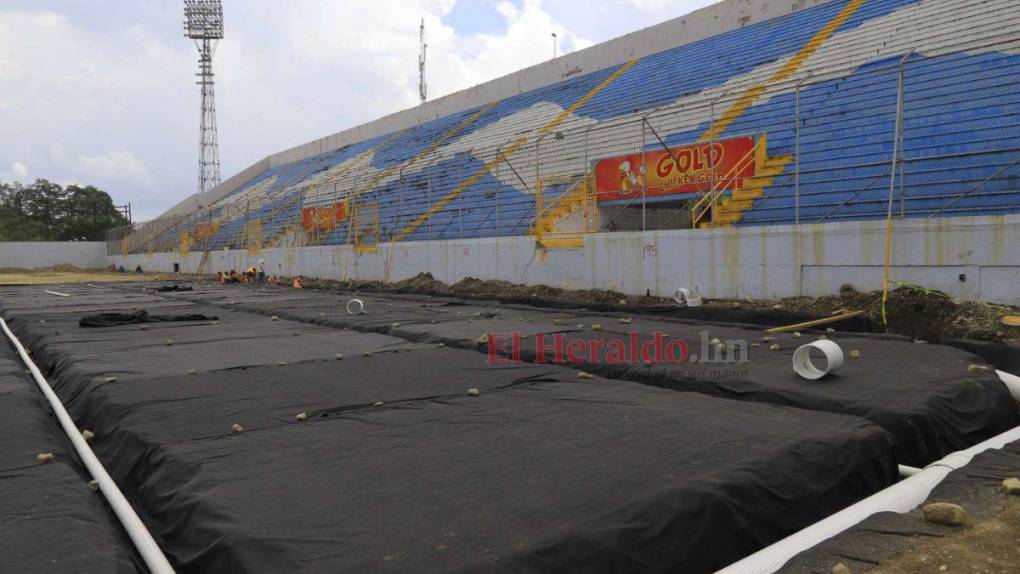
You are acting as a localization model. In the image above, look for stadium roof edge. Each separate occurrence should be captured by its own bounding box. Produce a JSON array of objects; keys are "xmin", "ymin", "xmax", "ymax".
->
[{"xmin": 160, "ymin": 0, "xmax": 828, "ymax": 219}]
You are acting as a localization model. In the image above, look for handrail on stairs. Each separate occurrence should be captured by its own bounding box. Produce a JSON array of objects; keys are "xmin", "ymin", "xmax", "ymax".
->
[
  {"xmin": 530, "ymin": 174, "xmax": 588, "ymax": 224},
  {"xmin": 529, "ymin": 173, "xmax": 591, "ymax": 240},
  {"xmin": 689, "ymin": 136, "xmax": 762, "ymax": 228}
]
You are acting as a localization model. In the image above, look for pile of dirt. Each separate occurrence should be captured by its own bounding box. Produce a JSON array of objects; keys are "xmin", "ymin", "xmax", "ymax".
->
[
  {"xmin": 0, "ymin": 268, "xmax": 204, "ymax": 285},
  {"xmin": 359, "ymin": 273, "xmax": 674, "ymax": 309},
  {"xmin": 869, "ymin": 498, "xmax": 1020, "ymax": 574},
  {"xmin": 717, "ymin": 284, "xmax": 1020, "ymax": 343},
  {"xmin": 329, "ymin": 274, "xmax": 1020, "ymax": 344},
  {"xmin": 0, "ymin": 263, "xmax": 91, "ymax": 273}
]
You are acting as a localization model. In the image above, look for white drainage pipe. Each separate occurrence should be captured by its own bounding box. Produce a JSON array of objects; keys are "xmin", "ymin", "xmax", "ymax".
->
[
  {"xmin": 672, "ymin": 288, "xmax": 702, "ymax": 307},
  {"xmin": 346, "ymin": 298, "xmax": 365, "ymax": 315},
  {"xmin": 44, "ymin": 290, "xmax": 70, "ymax": 298},
  {"xmin": 898, "ymin": 464, "xmax": 922, "ymax": 478},
  {"xmin": 997, "ymin": 369, "xmax": 1020, "ymax": 401},
  {"xmin": 792, "ymin": 340, "xmax": 844, "ymax": 380},
  {"xmin": 0, "ymin": 317, "xmax": 175, "ymax": 574},
  {"xmin": 717, "ymin": 399, "xmax": 1020, "ymax": 574}
]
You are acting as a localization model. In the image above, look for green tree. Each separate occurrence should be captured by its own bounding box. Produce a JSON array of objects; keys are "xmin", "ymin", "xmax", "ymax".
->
[{"xmin": 0, "ymin": 179, "xmax": 129, "ymax": 241}]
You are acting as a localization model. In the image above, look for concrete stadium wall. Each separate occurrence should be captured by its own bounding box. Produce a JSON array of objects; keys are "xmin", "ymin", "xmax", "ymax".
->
[
  {"xmin": 1, "ymin": 242, "xmax": 107, "ymax": 270},
  {"xmin": 110, "ymin": 214, "xmax": 1020, "ymax": 305},
  {"xmin": 160, "ymin": 0, "xmax": 825, "ymax": 218}
]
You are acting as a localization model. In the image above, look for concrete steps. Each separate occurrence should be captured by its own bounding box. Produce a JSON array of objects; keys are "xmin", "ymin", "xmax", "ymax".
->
[
  {"xmin": 530, "ymin": 176, "xmax": 592, "ymax": 248},
  {"xmin": 708, "ymin": 152, "xmax": 794, "ymax": 228}
]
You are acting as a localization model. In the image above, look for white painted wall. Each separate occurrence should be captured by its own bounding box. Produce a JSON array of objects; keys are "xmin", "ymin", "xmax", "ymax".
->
[
  {"xmin": 110, "ymin": 214, "xmax": 1020, "ymax": 305},
  {"xmin": 1, "ymin": 242, "xmax": 107, "ymax": 270}
]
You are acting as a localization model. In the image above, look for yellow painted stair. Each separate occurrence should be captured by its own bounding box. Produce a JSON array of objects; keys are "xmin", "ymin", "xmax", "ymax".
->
[
  {"xmin": 531, "ymin": 176, "xmax": 593, "ymax": 249},
  {"xmin": 706, "ymin": 153, "xmax": 792, "ymax": 228}
]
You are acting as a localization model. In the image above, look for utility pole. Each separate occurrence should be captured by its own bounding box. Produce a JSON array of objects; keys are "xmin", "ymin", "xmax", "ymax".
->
[{"xmin": 419, "ymin": 18, "xmax": 427, "ymax": 104}]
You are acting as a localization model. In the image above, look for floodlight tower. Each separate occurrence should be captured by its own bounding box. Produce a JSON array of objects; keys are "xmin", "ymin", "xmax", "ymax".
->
[
  {"xmin": 184, "ymin": 0, "xmax": 224, "ymax": 197},
  {"xmin": 418, "ymin": 18, "xmax": 427, "ymax": 104}
]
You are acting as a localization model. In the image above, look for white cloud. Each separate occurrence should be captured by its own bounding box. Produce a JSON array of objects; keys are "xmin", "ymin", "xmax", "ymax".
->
[
  {"xmin": 0, "ymin": 0, "xmax": 694, "ymax": 219},
  {"xmin": 11, "ymin": 160, "xmax": 28, "ymax": 180},
  {"xmin": 455, "ymin": 0, "xmax": 593, "ymax": 89},
  {"xmin": 626, "ymin": 0, "xmax": 678, "ymax": 9},
  {"xmin": 0, "ymin": 7, "xmax": 189, "ymax": 218},
  {"xmin": 73, "ymin": 150, "xmax": 154, "ymax": 185}
]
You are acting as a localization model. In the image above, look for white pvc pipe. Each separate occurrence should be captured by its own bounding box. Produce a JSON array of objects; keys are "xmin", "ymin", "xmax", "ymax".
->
[
  {"xmin": 717, "ymin": 410, "xmax": 1020, "ymax": 574},
  {"xmin": 44, "ymin": 290, "xmax": 70, "ymax": 298},
  {"xmin": 997, "ymin": 369, "xmax": 1020, "ymax": 401},
  {"xmin": 0, "ymin": 317, "xmax": 175, "ymax": 574},
  {"xmin": 346, "ymin": 298, "xmax": 364, "ymax": 315},
  {"xmin": 897, "ymin": 464, "xmax": 921, "ymax": 478},
  {"xmin": 792, "ymin": 340, "xmax": 844, "ymax": 380}
]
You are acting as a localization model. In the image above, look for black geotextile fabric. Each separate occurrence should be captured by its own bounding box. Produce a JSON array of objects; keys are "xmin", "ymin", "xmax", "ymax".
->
[
  {"xmin": 1, "ymin": 284, "xmax": 900, "ymax": 572},
  {"xmin": 0, "ymin": 343, "xmax": 139, "ymax": 573},
  {"xmin": 779, "ymin": 438, "xmax": 1020, "ymax": 574},
  {"xmin": 55, "ymin": 351, "xmax": 896, "ymax": 573},
  {"xmin": 79, "ymin": 309, "xmax": 218, "ymax": 327},
  {"xmin": 949, "ymin": 338, "xmax": 1020, "ymax": 374},
  {"xmin": 163, "ymin": 284, "xmax": 1020, "ymax": 467},
  {"xmin": 0, "ymin": 288, "xmax": 425, "ymax": 384}
]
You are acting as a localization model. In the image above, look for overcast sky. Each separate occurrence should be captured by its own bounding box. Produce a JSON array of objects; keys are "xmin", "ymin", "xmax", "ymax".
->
[{"xmin": 0, "ymin": 0, "xmax": 716, "ymax": 219}]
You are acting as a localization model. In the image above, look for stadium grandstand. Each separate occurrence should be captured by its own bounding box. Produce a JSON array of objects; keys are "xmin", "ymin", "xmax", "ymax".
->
[
  {"xmin": 110, "ymin": 0, "xmax": 1018, "ymax": 288},
  {"xmin": 7, "ymin": 2, "xmax": 1020, "ymax": 572}
]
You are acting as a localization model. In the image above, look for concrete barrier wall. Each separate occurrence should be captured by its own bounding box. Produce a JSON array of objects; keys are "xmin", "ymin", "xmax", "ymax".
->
[
  {"xmin": 1, "ymin": 242, "xmax": 108, "ymax": 270},
  {"xmin": 110, "ymin": 215, "xmax": 1020, "ymax": 305}
]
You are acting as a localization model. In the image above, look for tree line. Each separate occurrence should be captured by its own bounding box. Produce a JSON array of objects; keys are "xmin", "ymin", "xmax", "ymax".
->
[{"xmin": 0, "ymin": 179, "xmax": 129, "ymax": 241}]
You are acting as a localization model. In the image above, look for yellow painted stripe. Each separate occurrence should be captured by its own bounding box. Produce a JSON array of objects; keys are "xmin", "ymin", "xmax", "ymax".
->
[
  {"xmin": 350, "ymin": 100, "xmax": 501, "ymax": 203},
  {"xmin": 392, "ymin": 59, "xmax": 639, "ymax": 242},
  {"xmin": 701, "ymin": 0, "xmax": 865, "ymax": 141}
]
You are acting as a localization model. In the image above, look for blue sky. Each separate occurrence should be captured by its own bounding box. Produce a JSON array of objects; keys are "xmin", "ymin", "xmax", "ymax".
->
[{"xmin": 0, "ymin": 0, "xmax": 715, "ymax": 218}]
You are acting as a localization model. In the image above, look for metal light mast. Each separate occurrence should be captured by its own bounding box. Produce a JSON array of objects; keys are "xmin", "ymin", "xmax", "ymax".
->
[
  {"xmin": 184, "ymin": 0, "xmax": 224, "ymax": 197},
  {"xmin": 418, "ymin": 18, "xmax": 427, "ymax": 104}
]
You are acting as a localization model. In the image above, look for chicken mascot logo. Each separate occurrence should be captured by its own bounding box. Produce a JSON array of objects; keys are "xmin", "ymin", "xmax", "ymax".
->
[{"xmin": 617, "ymin": 160, "xmax": 645, "ymax": 195}]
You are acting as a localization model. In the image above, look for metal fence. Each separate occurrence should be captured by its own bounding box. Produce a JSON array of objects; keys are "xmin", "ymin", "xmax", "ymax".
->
[{"xmin": 107, "ymin": 37, "xmax": 1020, "ymax": 256}]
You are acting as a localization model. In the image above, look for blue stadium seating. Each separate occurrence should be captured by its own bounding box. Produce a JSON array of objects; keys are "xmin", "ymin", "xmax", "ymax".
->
[{"xmin": 157, "ymin": 0, "xmax": 1017, "ymax": 252}]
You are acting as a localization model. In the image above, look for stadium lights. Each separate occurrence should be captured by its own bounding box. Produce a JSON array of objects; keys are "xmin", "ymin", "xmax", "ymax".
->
[
  {"xmin": 183, "ymin": 0, "xmax": 223, "ymax": 196},
  {"xmin": 183, "ymin": 0, "xmax": 224, "ymax": 40}
]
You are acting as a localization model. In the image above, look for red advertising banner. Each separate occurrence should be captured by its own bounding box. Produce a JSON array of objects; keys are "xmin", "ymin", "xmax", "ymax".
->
[
  {"xmin": 595, "ymin": 136, "xmax": 756, "ymax": 202},
  {"xmin": 302, "ymin": 201, "xmax": 348, "ymax": 232}
]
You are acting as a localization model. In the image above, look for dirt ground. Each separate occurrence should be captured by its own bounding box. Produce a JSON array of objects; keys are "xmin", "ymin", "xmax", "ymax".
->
[
  {"xmin": 328, "ymin": 272, "xmax": 1020, "ymax": 344},
  {"xmin": 0, "ymin": 265, "xmax": 202, "ymax": 285},
  {"xmin": 868, "ymin": 497, "xmax": 1020, "ymax": 574},
  {"xmin": 3, "ymin": 266, "xmax": 1017, "ymax": 343}
]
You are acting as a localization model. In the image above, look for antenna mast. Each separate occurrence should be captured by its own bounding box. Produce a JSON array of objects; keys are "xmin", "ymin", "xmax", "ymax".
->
[
  {"xmin": 418, "ymin": 18, "xmax": 427, "ymax": 104},
  {"xmin": 184, "ymin": 0, "xmax": 224, "ymax": 197}
]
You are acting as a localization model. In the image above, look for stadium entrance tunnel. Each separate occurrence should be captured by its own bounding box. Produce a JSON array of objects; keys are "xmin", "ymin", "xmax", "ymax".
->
[
  {"xmin": 0, "ymin": 281, "xmax": 1017, "ymax": 572},
  {"xmin": 597, "ymin": 199, "xmax": 694, "ymax": 232}
]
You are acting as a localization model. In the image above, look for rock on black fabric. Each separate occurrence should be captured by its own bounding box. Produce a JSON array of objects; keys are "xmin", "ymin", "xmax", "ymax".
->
[
  {"xmin": 0, "ymin": 343, "xmax": 139, "ymax": 573},
  {"xmin": 948, "ymin": 338, "xmax": 1020, "ymax": 374}
]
